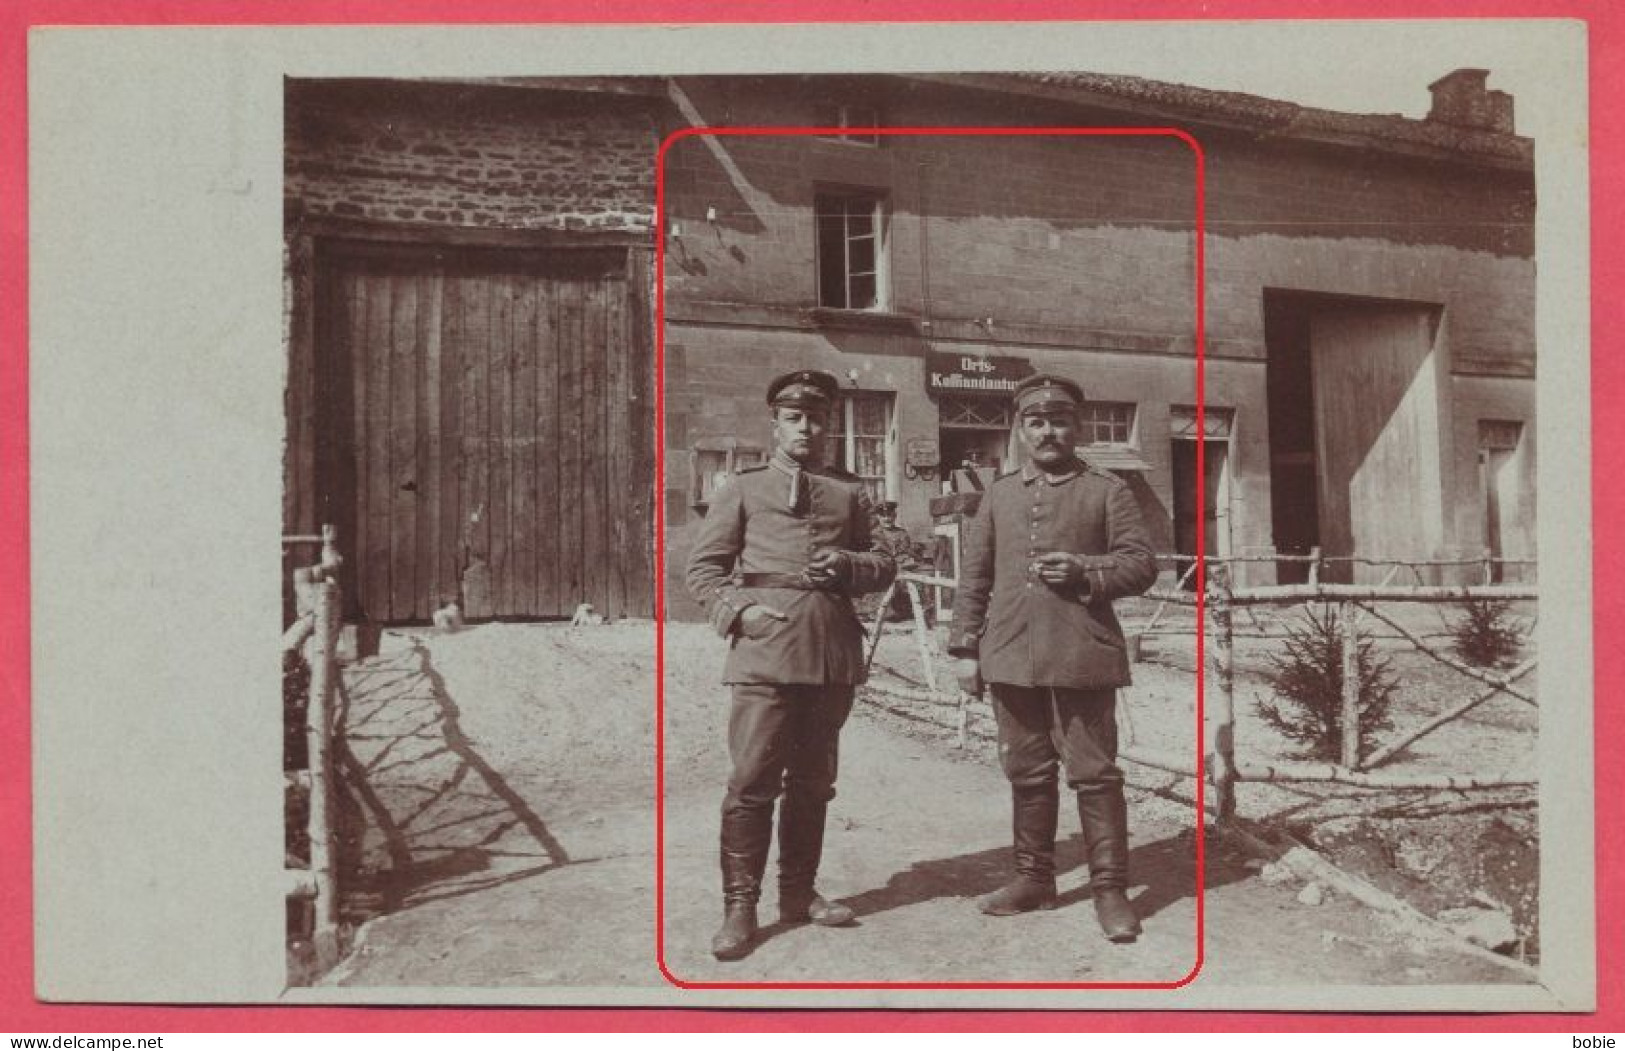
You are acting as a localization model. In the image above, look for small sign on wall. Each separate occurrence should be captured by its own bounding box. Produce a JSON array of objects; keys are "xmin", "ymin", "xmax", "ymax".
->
[{"xmin": 905, "ymin": 437, "xmax": 940, "ymax": 468}]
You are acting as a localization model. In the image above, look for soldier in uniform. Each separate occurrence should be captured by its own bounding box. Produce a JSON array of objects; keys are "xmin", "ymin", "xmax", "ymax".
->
[
  {"xmin": 686, "ymin": 369, "xmax": 898, "ymax": 961},
  {"xmin": 948, "ymin": 373, "xmax": 1158, "ymax": 943},
  {"xmin": 869, "ymin": 501, "xmax": 919, "ymax": 622}
]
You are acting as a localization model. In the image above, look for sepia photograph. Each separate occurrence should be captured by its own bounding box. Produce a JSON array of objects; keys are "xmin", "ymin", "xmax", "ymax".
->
[
  {"xmin": 25, "ymin": 19, "xmax": 1593, "ymax": 1012},
  {"xmin": 279, "ymin": 62, "xmax": 1551, "ymax": 992}
]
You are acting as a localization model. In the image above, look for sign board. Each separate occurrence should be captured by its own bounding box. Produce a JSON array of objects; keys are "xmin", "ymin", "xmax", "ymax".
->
[
  {"xmin": 905, "ymin": 437, "xmax": 940, "ymax": 468},
  {"xmin": 926, "ymin": 350, "xmax": 1034, "ymax": 396}
]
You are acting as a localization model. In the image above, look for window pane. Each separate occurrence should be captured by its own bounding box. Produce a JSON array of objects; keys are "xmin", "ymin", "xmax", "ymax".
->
[
  {"xmin": 849, "ymin": 436, "xmax": 881, "ymax": 477},
  {"xmin": 853, "ymin": 397, "xmax": 888, "ymax": 436},
  {"xmin": 816, "ymin": 210, "xmax": 847, "ymax": 308},
  {"xmin": 846, "ymin": 207, "xmax": 873, "ymax": 239},
  {"xmin": 848, "ymin": 232, "xmax": 875, "ymax": 278},
  {"xmin": 695, "ymin": 449, "xmax": 729, "ymax": 504},
  {"xmin": 1479, "ymin": 419, "xmax": 1522, "ymax": 450},
  {"xmin": 848, "ymin": 273, "xmax": 877, "ymax": 310},
  {"xmin": 1082, "ymin": 402, "xmax": 1135, "ymax": 444}
]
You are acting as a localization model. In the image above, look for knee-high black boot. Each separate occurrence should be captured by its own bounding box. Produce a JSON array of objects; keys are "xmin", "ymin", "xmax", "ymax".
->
[
  {"xmin": 978, "ymin": 783, "xmax": 1060, "ymax": 916},
  {"xmin": 777, "ymin": 791, "xmax": 855, "ymax": 926},
  {"xmin": 713, "ymin": 805, "xmax": 772, "ymax": 960},
  {"xmin": 1077, "ymin": 785, "xmax": 1141, "ymax": 943}
]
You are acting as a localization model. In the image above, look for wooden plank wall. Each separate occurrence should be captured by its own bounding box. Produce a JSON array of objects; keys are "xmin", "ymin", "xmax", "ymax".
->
[
  {"xmin": 294, "ymin": 238, "xmax": 655, "ymax": 623},
  {"xmin": 1311, "ymin": 306, "xmax": 1440, "ymax": 584}
]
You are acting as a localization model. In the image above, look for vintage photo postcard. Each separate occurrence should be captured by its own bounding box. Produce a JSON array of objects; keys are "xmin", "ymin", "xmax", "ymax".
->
[{"xmin": 27, "ymin": 20, "xmax": 1593, "ymax": 1011}]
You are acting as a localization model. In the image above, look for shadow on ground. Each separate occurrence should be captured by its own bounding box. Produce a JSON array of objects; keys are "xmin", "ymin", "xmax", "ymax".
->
[{"xmin": 333, "ymin": 643, "xmax": 571, "ymax": 913}]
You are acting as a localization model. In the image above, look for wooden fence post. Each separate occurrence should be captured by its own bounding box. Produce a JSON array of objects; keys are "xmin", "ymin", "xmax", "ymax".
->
[
  {"xmin": 1210, "ymin": 588, "xmax": 1238, "ymax": 823},
  {"xmin": 320, "ymin": 523, "xmax": 340, "ymax": 574},
  {"xmin": 907, "ymin": 580, "xmax": 937, "ymax": 696},
  {"xmin": 862, "ymin": 581, "xmax": 896, "ymax": 676},
  {"xmin": 307, "ymin": 579, "xmax": 343, "ymax": 970},
  {"xmin": 1308, "ymin": 546, "xmax": 1321, "ymax": 587},
  {"xmin": 1340, "ymin": 602, "xmax": 1361, "ymax": 770}
]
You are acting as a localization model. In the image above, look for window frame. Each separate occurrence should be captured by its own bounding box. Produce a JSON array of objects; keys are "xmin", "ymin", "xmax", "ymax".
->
[
  {"xmin": 815, "ymin": 188, "xmax": 890, "ymax": 313},
  {"xmin": 815, "ymin": 103, "xmax": 882, "ymax": 147},
  {"xmin": 828, "ymin": 390, "xmax": 897, "ymax": 503},
  {"xmin": 689, "ymin": 438, "xmax": 766, "ymax": 511},
  {"xmin": 1078, "ymin": 401, "xmax": 1139, "ymax": 449}
]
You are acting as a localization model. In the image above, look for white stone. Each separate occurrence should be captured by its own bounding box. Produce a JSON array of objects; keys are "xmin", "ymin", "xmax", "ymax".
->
[
  {"xmin": 1260, "ymin": 861, "xmax": 1295, "ymax": 885},
  {"xmin": 1297, "ymin": 881, "xmax": 1325, "ymax": 906},
  {"xmin": 1438, "ymin": 906, "xmax": 1519, "ymax": 953}
]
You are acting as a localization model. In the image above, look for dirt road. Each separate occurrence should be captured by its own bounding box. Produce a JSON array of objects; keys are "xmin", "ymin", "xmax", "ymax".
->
[{"xmin": 319, "ymin": 620, "xmax": 1529, "ymax": 993}]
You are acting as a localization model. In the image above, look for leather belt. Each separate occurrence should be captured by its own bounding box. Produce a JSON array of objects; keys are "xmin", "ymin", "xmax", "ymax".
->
[{"xmin": 737, "ymin": 573, "xmax": 830, "ymax": 590}]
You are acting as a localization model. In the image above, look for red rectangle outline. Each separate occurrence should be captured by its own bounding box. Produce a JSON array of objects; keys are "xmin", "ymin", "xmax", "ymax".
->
[{"xmin": 653, "ymin": 125, "xmax": 1208, "ymax": 992}]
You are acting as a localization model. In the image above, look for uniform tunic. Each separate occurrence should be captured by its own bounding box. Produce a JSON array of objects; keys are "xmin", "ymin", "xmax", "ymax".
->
[
  {"xmin": 687, "ymin": 455, "xmax": 896, "ymax": 685},
  {"xmin": 687, "ymin": 453, "xmax": 899, "ymax": 889},
  {"xmin": 949, "ymin": 461, "xmax": 1157, "ymax": 689},
  {"xmin": 950, "ymin": 459, "xmax": 1156, "ymax": 790}
]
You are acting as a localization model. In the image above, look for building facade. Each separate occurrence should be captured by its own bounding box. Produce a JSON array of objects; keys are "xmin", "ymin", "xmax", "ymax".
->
[
  {"xmin": 282, "ymin": 71, "xmax": 1536, "ymax": 624},
  {"xmin": 661, "ymin": 72, "xmax": 1535, "ymax": 617}
]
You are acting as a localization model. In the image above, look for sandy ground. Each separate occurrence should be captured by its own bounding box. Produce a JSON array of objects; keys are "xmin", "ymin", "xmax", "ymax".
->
[{"xmin": 315, "ymin": 618, "xmax": 1532, "ymax": 992}]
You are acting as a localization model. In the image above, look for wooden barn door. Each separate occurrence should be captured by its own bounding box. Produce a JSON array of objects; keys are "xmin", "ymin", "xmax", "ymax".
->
[
  {"xmin": 315, "ymin": 240, "xmax": 654, "ymax": 623},
  {"xmin": 1309, "ymin": 304, "xmax": 1444, "ymax": 584}
]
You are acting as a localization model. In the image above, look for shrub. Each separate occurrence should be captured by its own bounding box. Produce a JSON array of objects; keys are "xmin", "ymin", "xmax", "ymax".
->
[
  {"xmin": 1258, "ymin": 604, "xmax": 1398, "ymax": 765},
  {"xmin": 1451, "ymin": 598, "xmax": 1523, "ymax": 669}
]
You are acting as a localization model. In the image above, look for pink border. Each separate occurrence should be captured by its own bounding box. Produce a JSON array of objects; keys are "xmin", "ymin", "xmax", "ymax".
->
[{"xmin": 2, "ymin": 0, "xmax": 1619, "ymax": 1032}]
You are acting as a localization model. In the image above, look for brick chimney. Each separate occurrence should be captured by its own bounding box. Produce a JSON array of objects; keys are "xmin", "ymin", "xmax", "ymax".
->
[{"xmin": 1427, "ymin": 68, "xmax": 1515, "ymax": 134}]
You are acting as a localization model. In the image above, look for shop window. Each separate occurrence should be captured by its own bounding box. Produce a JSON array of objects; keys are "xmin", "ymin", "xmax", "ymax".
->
[
  {"xmin": 829, "ymin": 392, "xmax": 895, "ymax": 504},
  {"xmin": 1081, "ymin": 401, "xmax": 1137, "ymax": 447},
  {"xmin": 815, "ymin": 104, "xmax": 881, "ymax": 146},
  {"xmin": 690, "ymin": 439, "xmax": 766, "ymax": 510},
  {"xmin": 939, "ymin": 396, "xmax": 1013, "ymax": 431},
  {"xmin": 816, "ymin": 191, "xmax": 888, "ymax": 311}
]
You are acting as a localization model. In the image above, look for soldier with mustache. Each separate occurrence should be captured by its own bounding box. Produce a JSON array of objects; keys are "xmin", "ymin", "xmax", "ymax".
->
[{"xmin": 948, "ymin": 373, "xmax": 1158, "ymax": 943}]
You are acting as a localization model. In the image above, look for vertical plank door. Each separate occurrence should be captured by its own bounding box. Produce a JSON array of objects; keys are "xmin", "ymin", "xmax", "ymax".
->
[{"xmin": 315, "ymin": 241, "xmax": 651, "ymax": 622}]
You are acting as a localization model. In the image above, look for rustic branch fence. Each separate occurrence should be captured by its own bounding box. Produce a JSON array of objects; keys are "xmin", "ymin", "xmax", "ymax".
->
[
  {"xmin": 282, "ymin": 525, "xmax": 345, "ymax": 971},
  {"xmin": 862, "ymin": 553, "xmax": 1538, "ymax": 822}
]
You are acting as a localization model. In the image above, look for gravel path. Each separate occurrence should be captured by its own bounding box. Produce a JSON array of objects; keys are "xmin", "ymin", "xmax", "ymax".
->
[{"xmin": 317, "ymin": 620, "xmax": 1531, "ymax": 993}]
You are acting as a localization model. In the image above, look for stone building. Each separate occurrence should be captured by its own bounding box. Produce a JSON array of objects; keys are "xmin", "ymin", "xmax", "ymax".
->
[{"xmin": 282, "ymin": 70, "xmax": 1535, "ymax": 623}]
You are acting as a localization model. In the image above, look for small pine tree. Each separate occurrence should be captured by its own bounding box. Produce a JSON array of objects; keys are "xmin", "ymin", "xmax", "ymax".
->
[
  {"xmin": 1257, "ymin": 604, "xmax": 1398, "ymax": 765},
  {"xmin": 1451, "ymin": 598, "xmax": 1523, "ymax": 669}
]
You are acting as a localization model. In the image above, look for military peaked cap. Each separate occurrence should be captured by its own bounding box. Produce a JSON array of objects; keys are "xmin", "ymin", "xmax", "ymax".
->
[
  {"xmin": 1013, "ymin": 373, "xmax": 1086, "ymax": 415},
  {"xmin": 767, "ymin": 369, "xmax": 840, "ymax": 408}
]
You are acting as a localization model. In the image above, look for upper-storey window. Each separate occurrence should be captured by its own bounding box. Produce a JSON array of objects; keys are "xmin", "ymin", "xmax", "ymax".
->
[
  {"xmin": 816, "ymin": 104, "xmax": 881, "ymax": 146},
  {"xmin": 815, "ymin": 190, "xmax": 888, "ymax": 311}
]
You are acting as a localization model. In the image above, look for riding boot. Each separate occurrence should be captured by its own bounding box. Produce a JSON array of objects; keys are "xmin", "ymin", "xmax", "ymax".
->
[
  {"xmin": 978, "ymin": 783, "xmax": 1060, "ymax": 916},
  {"xmin": 1077, "ymin": 785, "xmax": 1141, "ymax": 943},
  {"xmin": 713, "ymin": 805, "xmax": 772, "ymax": 960},
  {"xmin": 777, "ymin": 791, "xmax": 855, "ymax": 926}
]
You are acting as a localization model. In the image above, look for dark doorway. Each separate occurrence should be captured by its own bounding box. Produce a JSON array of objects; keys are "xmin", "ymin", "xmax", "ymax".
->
[
  {"xmin": 1263, "ymin": 292, "xmax": 1320, "ymax": 585},
  {"xmin": 1170, "ymin": 438, "xmax": 1228, "ymax": 590}
]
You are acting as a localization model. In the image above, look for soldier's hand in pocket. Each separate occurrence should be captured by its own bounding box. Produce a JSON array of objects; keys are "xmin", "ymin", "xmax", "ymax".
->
[
  {"xmin": 950, "ymin": 657, "xmax": 983, "ymax": 697},
  {"xmin": 738, "ymin": 604, "xmax": 789, "ymax": 639}
]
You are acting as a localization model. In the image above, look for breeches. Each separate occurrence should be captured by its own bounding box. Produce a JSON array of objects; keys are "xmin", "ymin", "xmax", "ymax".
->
[
  {"xmin": 989, "ymin": 684, "xmax": 1123, "ymax": 795},
  {"xmin": 722, "ymin": 683, "xmax": 856, "ymax": 815}
]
